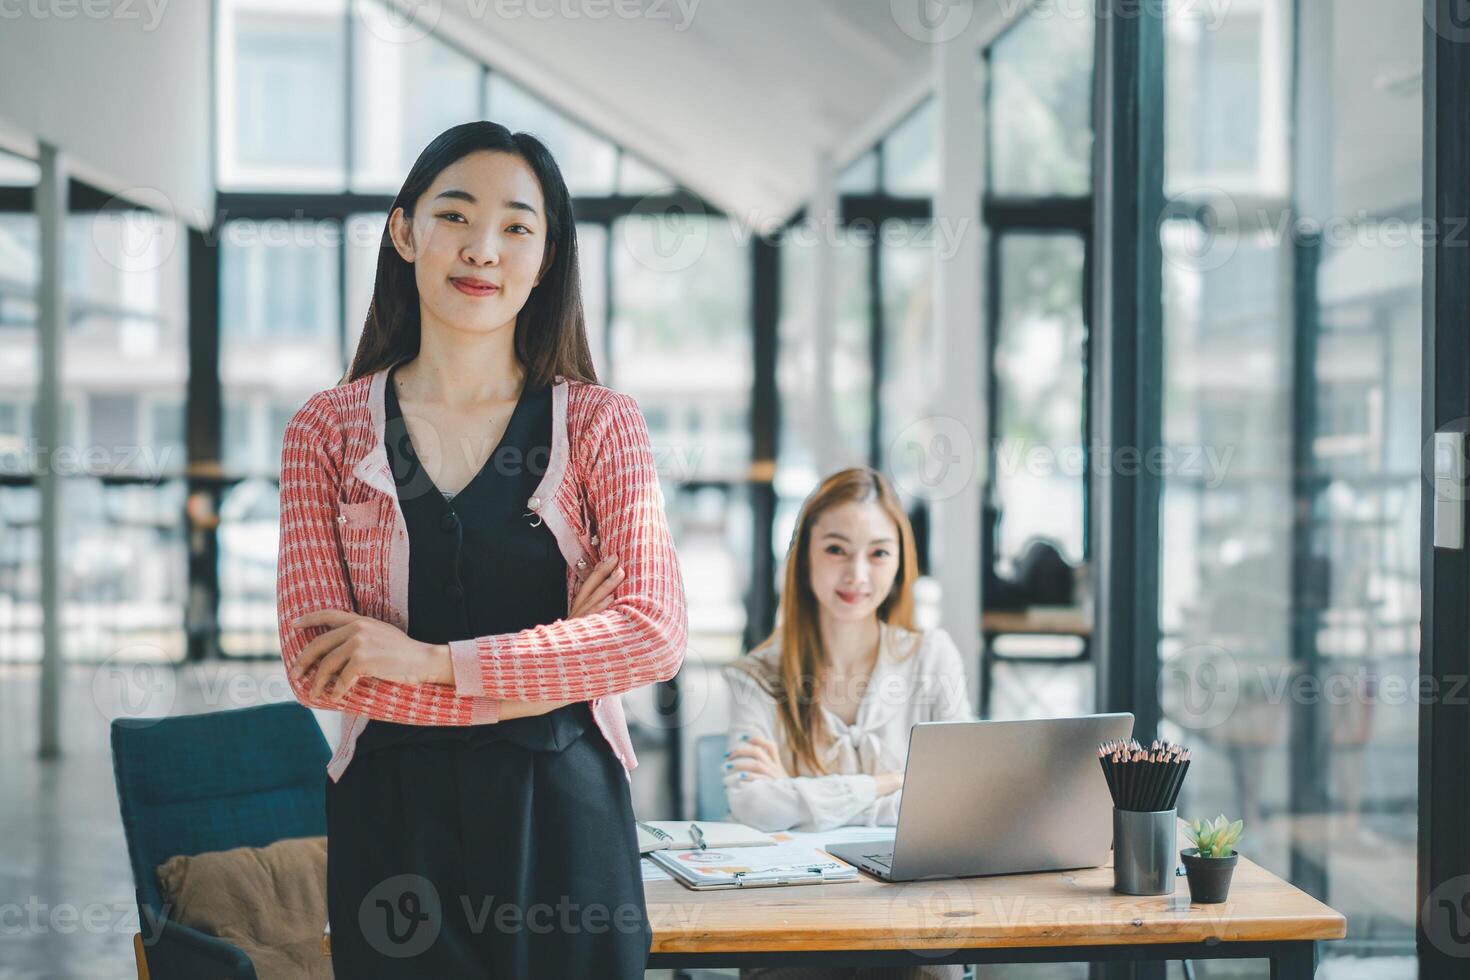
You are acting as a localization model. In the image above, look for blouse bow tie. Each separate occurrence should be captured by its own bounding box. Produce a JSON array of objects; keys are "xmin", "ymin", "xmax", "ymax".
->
[{"xmin": 826, "ymin": 723, "xmax": 887, "ymax": 773}]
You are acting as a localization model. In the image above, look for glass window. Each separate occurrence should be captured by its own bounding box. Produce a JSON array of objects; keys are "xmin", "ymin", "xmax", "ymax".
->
[
  {"xmin": 777, "ymin": 230, "xmax": 818, "ymax": 495},
  {"xmin": 87, "ymin": 394, "xmax": 139, "ymax": 461},
  {"xmin": 0, "ymin": 165, "xmax": 36, "ymax": 651},
  {"xmin": 220, "ymin": 219, "xmax": 343, "ymax": 476},
  {"xmin": 881, "ymin": 98, "xmax": 936, "ymax": 197},
  {"xmin": 0, "ymin": 204, "xmax": 39, "ymax": 464},
  {"xmin": 878, "ymin": 219, "xmax": 937, "ymax": 503},
  {"xmin": 577, "ymin": 222, "xmax": 609, "ymax": 379},
  {"xmin": 832, "ymin": 239, "xmax": 874, "ymax": 467},
  {"xmin": 486, "ymin": 74, "xmax": 617, "ymax": 195},
  {"xmin": 775, "ymin": 227, "xmax": 875, "ymax": 582},
  {"xmin": 0, "ymin": 182, "xmax": 190, "ymax": 662},
  {"xmin": 611, "ymin": 214, "xmax": 749, "ymax": 648},
  {"xmin": 59, "ymin": 210, "xmax": 189, "ymax": 480},
  {"xmin": 0, "ymin": 153, "xmax": 39, "ymax": 187},
  {"xmin": 148, "ymin": 398, "xmax": 186, "ymax": 472},
  {"xmin": 217, "ymin": 476, "xmax": 282, "ymax": 657},
  {"xmin": 351, "ymin": 0, "xmax": 482, "ymax": 193},
  {"xmin": 978, "ymin": 1, "xmax": 1095, "ymax": 721},
  {"xmin": 617, "ymin": 153, "xmax": 676, "ymax": 196},
  {"xmin": 610, "ymin": 213, "xmax": 750, "ymax": 478},
  {"xmin": 987, "ymin": 1, "xmax": 1095, "ymax": 196},
  {"xmin": 218, "ymin": 0, "xmax": 347, "ymax": 190},
  {"xmin": 992, "ymin": 234, "xmax": 1086, "ymax": 567},
  {"xmin": 777, "ymin": 226, "xmax": 872, "ymax": 483},
  {"xmin": 663, "ymin": 483, "xmax": 751, "ymax": 663},
  {"xmin": 837, "ymin": 150, "xmax": 879, "ymax": 194},
  {"xmin": 1164, "ymin": 0, "xmax": 1290, "ymax": 197},
  {"xmin": 344, "ymin": 211, "xmax": 387, "ymax": 364},
  {"xmin": 1158, "ymin": 0, "xmax": 1420, "ymax": 968},
  {"xmin": 58, "ymin": 478, "xmax": 189, "ymax": 662}
]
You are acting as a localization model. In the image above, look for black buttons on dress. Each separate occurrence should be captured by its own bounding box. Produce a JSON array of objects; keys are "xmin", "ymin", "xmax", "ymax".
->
[{"xmin": 440, "ymin": 511, "xmax": 460, "ymax": 532}]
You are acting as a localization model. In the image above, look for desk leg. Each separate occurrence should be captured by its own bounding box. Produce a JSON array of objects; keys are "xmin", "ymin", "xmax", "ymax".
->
[
  {"xmin": 1092, "ymin": 961, "xmax": 1166, "ymax": 980},
  {"xmin": 657, "ymin": 675, "xmax": 682, "ymax": 817},
  {"xmin": 1270, "ymin": 942, "xmax": 1316, "ymax": 980}
]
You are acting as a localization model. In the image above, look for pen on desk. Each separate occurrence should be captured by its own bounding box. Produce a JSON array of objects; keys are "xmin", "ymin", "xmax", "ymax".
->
[
  {"xmin": 689, "ymin": 822, "xmax": 707, "ymax": 850},
  {"xmin": 637, "ymin": 820, "xmax": 672, "ymax": 842}
]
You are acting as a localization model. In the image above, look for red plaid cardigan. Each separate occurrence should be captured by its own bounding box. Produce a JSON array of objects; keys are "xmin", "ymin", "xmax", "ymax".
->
[{"xmin": 275, "ymin": 367, "xmax": 689, "ymax": 781}]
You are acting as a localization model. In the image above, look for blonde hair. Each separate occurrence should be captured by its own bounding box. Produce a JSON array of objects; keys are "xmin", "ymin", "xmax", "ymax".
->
[{"xmin": 737, "ymin": 467, "xmax": 919, "ymax": 777}]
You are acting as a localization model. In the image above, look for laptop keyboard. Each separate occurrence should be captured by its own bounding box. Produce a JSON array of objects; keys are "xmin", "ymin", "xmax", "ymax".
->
[{"xmin": 863, "ymin": 852, "xmax": 894, "ymax": 869}]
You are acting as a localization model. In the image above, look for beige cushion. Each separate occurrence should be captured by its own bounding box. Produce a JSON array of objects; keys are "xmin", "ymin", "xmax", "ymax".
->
[{"xmin": 155, "ymin": 835, "xmax": 331, "ymax": 980}]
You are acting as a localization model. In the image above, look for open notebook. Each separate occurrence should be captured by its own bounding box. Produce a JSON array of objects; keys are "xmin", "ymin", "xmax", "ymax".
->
[{"xmin": 635, "ymin": 820, "xmax": 777, "ymax": 854}]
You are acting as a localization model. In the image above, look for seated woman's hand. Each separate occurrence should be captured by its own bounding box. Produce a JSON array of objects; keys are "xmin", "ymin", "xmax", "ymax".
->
[{"xmin": 724, "ymin": 733, "xmax": 791, "ymax": 782}]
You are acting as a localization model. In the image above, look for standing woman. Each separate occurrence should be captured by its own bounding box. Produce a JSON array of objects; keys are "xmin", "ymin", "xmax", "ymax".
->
[{"xmin": 275, "ymin": 121, "xmax": 688, "ymax": 978}]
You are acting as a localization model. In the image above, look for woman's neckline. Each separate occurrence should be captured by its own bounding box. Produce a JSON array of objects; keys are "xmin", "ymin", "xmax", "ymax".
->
[
  {"xmin": 819, "ymin": 621, "xmax": 889, "ymax": 730},
  {"xmin": 386, "ymin": 362, "xmax": 534, "ymax": 500}
]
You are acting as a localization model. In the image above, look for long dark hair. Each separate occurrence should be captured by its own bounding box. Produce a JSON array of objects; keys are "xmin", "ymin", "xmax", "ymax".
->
[{"xmin": 345, "ymin": 121, "xmax": 598, "ymax": 388}]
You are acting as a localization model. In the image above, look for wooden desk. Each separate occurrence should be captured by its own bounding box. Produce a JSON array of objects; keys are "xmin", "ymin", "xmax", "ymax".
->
[
  {"xmin": 645, "ymin": 825, "xmax": 1344, "ymax": 975},
  {"xmin": 320, "ymin": 829, "xmax": 1344, "ymax": 975}
]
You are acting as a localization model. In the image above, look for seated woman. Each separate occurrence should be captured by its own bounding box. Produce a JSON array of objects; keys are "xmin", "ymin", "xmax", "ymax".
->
[{"xmin": 722, "ymin": 466, "xmax": 975, "ymax": 834}]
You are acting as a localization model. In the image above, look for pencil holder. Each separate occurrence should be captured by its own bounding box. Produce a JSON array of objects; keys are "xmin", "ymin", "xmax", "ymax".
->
[{"xmin": 1113, "ymin": 807, "xmax": 1176, "ymax": 896}]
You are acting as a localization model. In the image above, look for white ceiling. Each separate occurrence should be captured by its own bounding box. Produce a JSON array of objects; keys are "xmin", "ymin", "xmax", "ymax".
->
[{"xmin": 437, "ymin": 0, "xmax": 1014, "ymax": 226}]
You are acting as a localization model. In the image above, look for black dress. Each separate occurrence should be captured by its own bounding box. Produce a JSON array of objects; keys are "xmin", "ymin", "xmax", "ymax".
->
[{"xmin": 324, "ymin": 365, "xmax": 650, "ymax": 979}]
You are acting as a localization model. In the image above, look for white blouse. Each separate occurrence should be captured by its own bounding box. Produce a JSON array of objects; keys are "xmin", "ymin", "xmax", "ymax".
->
[{"xmin": 721, "ymin": 621, "xmax": 976, "ymax": 832}]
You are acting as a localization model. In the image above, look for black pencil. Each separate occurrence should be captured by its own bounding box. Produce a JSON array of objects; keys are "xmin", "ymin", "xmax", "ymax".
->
[
  {"xmin": 1098, "ymin": 744, "xmax": 1118, "ymax": 801},
  {"xmin": 1146, "ymin": 743, "xmax": 1172, "ymax": 811},
  {"xmin": 1166, "ymin": 754, "xmax": 1190, "ymax": 809}
]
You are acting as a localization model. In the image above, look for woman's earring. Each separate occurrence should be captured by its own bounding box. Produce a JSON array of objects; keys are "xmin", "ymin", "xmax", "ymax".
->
[{"xmin": 524, "ymin": 508, "xmax": 543, "ymax": 528}]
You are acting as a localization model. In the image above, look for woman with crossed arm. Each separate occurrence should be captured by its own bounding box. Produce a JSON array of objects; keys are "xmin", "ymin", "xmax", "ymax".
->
[
  {"xmin": 720, "ymin": 468, "xmax": 973, "ymax": 979},
  {"xmin": 276, "ymin": 121, "xmax": 687, "ymax": 979}
]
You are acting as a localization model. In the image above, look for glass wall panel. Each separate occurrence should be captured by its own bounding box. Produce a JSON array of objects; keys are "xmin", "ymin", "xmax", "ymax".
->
[
  {"xmin": 487, "ymin": 74, "xmax": 617, "ymax": 196},
  {"xmin": 980, "ymin": 2, "xmax": 1095, "ymax": 722},
  {"xmin": 988, "ymin": 1, "xmax": 1095, "ymax": 196},
  {"xmin": 882, "ymin": 98, "xmax": 936, "ymax": 197},
  {"xmin": 218, "ymin": 0, "xmax": 347, "ymax": 190},
  {"xmin": 878, "ymin": 219, "xmax": 937, "ymax": 507},
  {"xmin": 992, "ymin": 234, "xmax": 1086, "ymax": 567},
  {"xmin": 1158, "ymin": 0, "xmax": 1420, "ymax": 966},
  {"xmin": 351, "ymin": 0, "xmax": 481, "ymax": 192},
  {"xmin": 219, "ymin": 219, "xmax": 343, "ymax": 477},
  {"xmin": 611, "ymin": 214, "xmax": 750, "ymax": 654}
]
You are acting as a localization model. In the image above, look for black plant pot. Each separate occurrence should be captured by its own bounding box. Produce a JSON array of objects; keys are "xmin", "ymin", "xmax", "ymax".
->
[{"xmin": 1181, "ymin": 849, "xmax": 1239, "ymax": 904}]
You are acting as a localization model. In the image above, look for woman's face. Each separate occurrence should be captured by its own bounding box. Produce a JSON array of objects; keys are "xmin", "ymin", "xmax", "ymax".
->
[
  {"xmin": 805, "ymin": 500, "xmax": 901, "ymax": 626},
  {"xmin": 389, "ymin": 149, "xmax": 553, "ymax": 335}
]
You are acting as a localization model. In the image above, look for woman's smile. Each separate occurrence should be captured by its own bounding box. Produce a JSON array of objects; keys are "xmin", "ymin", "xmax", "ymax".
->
[{"xmin": 450, "ymin": 276, "xmax": 501, "ymax": 297}]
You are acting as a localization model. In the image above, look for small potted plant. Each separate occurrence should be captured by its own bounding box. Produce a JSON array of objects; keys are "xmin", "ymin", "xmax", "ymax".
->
[{"xmin": 1181, "ymin": 815, "xmax": 1243, "ymax": 904}]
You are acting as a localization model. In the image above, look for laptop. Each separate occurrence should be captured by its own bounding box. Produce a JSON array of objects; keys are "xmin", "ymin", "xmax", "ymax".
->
[{"xmin": 825, "ymin": 713, "xmax": 1133, "ymax": 882}]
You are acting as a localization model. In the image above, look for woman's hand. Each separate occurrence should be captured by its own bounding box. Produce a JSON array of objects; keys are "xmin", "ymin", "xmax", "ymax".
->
[
  {"xmin": 289, "ymin": 557, "xmax": 628, "ymax": 710},
  {"xmin": 725, "ymin": 732, "xmax": 905, "ymax": 797},
  {"xmin": 497, "ymin": 557, "xmax": 625, "ymax": 719},
  {"xmin": 723, "ymin": 733, "xmax": 791, "ymax": 782},
  {"xmin": 569, "ymin": 554, "xmax": 622, "ymax": 618},
  {"xmin": 288, "ymin": 610, "xmax": 451, "ymax": 700}
]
